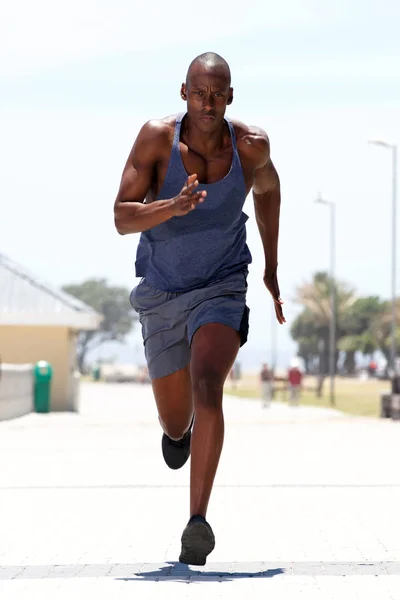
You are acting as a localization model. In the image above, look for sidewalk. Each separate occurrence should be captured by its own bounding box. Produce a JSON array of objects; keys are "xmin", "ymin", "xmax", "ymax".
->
[{"xmin": 1, "ymin": 382, "xmax": 400, "ymax": 599}]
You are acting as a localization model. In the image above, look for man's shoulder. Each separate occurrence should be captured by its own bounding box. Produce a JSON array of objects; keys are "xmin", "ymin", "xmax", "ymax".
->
[
  {"xmin": 229, "ymin": 118, "xmax": 270, "ymax": 164},
  {"xmin": 133, "ymin": 114, "xmax": 179, "ymax": 161},
  {"xmin": 138, "ymin": 114, "xmax": 179, "ymax": 143}
]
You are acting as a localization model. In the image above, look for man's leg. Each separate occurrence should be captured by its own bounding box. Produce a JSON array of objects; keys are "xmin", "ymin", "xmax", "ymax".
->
[
  {"xmin": 151, "ymin": 365, "xmax": 195, "ymax": 471},
  {"xmin": 131, "ymin": 278, "xmax": 194, "ymax": 468},
  {"xmin": 261, "ymin": 382, "xmax": 267, "ymax": 408},
  {"xmin": 265, "ymin": 382, "xmax": 272, "ymax": 408},
  {"xmin": 294, "ymin": 385, "xmax": 300, "ymax": 406},
  {"xmin": 189, "ymin": 322, "xmax": 240, "ymax": 518},
  {"xmin": 289, "ymin": 384, "xmax": 295, "ymax": 406},
  {"xmin": 152, "ymin": 365, "xmax": 193, "ymax": 441}
]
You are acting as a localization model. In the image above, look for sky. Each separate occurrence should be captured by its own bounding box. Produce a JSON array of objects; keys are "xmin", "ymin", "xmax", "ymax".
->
[{"xmin": 1, "ymin": 0, "xmax": 399, "ymax": 369}]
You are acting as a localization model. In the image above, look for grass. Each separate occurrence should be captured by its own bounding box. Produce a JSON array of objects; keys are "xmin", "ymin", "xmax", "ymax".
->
[
  {"xmin": 224, "ymin": 374, "xmax": 391, "ymax": 418},
  {"xmin": 81, "ymin": 371, "xmax": 390, "ymax": 419}
]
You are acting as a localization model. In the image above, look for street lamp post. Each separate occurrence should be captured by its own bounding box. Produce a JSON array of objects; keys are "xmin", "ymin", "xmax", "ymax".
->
[
  {"xmin": 315, "ymin": 193, "xmax": 336, "ymax": 406},
  {"xmin": 271, "ymin": 302, "xmax": 277, "ymax": 370},
  {"xmin": 368, "ymin": 141, "xmax": 398, "ymax": 374}
]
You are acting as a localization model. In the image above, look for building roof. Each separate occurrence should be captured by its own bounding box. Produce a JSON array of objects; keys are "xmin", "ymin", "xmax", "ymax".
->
[{"xmin": 0, "ymin": 253, "xmax": 102, "ymax": 329}]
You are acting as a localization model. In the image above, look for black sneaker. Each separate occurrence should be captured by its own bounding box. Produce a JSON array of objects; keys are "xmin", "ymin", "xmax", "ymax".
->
[
  {"xmin": 179, "ymin": 515, "xmax": 215, "ymax": 566},
  {"xmin": 161, "ymin": 418, "xmax": 193, "ymax": 470}
]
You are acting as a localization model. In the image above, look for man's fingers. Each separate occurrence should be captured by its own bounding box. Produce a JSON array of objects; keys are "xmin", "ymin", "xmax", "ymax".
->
[
  {"xmin": 186, "ymin": 175, "xmax": 198, "ymax": 191},
  {"xmin": 187, "ymin": 174, "xmax": 197, "ymax": 186},
  {"xmin": 264, "ymin": 273, "xmax": 285, "ymax": 323},
  {"xmin": 188, "ymin": 191, "xmax": 207, "ymax": 210},
  {"xmin": 183, "ymin": 174, "xmax": 198, "ymax": 192},
  {"xmin": 184, "ymin": 180, "xmax": 199, "ymax": 193},
  {"xmin": 190, "ymin": 200, "xmax": 203, "ymax": 209},
  {"xmin": 192, "ymin": 191, "xmax": 207, "ymax": 201},
  {"xmin": 274, "ymin": 297, "xmax": 285, "ymax": 323},
  {"xmin": 184, "ymin": 182, "xmax": 208, "ymax": 199},
  {"xmin": 275, "ymin": 304, "xmax": 286, "ymax": 324}
]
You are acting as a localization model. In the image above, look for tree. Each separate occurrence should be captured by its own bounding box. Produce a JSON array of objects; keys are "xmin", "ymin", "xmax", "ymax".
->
[
  {"xmin": 292, "ymin": 270, "xmax": 400, "ymax": 379},
  {"xmin": 292, "ymin": 271, "xmax": 356, "ymax": 375},
  {"xmin": 290, "ymin": 310, "xmax": 320, "ymax": 373},
  {"xmin": 369, "ymin": 298, "xmax": 400, "ymax": 364},
  {"xmin": 62, "ymin": 279, "xmax": 137, "ymax": 371},
  {"xmin": 338, "ymin": 297, "xmax": 385, "ymax": 373}
]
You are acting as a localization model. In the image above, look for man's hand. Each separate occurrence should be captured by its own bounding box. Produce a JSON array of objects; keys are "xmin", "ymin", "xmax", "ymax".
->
[
  {"xmin": 263, "ymin": 270, "xmax": 286, "ymax": 324},
  {"xmin": 170, "ymin": 174, "xmax": 207, "ymax": 216}
]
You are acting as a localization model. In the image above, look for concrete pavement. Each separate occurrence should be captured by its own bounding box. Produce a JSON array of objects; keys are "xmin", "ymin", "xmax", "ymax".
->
[{"xmin": 1, "ymin": 382, "xmax": 400, "ymax": 599}]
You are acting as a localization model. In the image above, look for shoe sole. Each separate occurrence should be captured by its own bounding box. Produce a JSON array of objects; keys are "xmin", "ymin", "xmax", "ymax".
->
[{"xmin": 179, "ymin": 522, "xmax": 215, "ymax": 566}]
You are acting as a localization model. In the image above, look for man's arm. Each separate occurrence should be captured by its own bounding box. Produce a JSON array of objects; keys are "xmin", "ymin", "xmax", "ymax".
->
[
  {"xmin": 252, "ymin": 132, "xmax": 280, "ymax": 275},
  {"xmin": 250, "ymin": 129, "xmax": 285, "ymax": 324},
  {"xmin": 114, "ymin": 121, "xmax": 205, "ymax": 235},
  {"xmin": 114, "ymin": 121, "xmax": 174, "ymax": 235}
]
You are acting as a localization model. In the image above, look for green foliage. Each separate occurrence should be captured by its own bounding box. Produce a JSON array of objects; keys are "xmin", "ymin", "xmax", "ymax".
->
[
  {"xmin": 62, "ymin": 278, "xmax": 137, "ymax": 370},
  {"xmin": 291, "ymin": 272, "xmax": 355, "ymax": 374},
  {"xmin": 369, "ymin": 299, "xmax": 400, "ymax": 361},
  {"xmin": 291, "ymin": 272, "xmax": 396, "ymax": 375},
  {"xmin": 294, "ymin": 271, "xmax": 355, "ymax": 327}
]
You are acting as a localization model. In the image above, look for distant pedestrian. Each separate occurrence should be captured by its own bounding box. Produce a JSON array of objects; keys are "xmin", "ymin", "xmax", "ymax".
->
[
  {"xmin": 368, "ymin": 360, "xmax": 377, "ymax": 378},
  {"xmin": 288, "ymin": 364, "xmax": 303, "ymax": 406},
  {"xmin": 260, "ymin": 363, "xmax": 273, "ymax": 408}
]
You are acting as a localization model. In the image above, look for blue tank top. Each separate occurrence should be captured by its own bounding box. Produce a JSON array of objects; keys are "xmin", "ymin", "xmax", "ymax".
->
[{"xmin": 135, "ymin": 113, "xmax": 252, "ymax": 292}]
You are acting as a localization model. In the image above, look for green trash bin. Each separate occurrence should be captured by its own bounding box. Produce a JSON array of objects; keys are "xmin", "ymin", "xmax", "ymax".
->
[
  {"xmin": 92, "ymin": 365, "xmax": 101, "ymax": 382},
  {"xmin": 34, "ymin": 360, "xmax": 53, "ymax": 413}
]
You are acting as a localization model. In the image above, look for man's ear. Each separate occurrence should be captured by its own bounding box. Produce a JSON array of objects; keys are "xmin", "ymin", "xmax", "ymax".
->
[{"xmin": 180, "ymin": 83, "xmax": 187, "ymax": 101}]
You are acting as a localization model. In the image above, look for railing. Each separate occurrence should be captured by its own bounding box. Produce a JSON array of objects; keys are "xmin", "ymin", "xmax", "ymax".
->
[{"xmin": 0, "ymin": 363, "xmax": 33, "ymax": 421}]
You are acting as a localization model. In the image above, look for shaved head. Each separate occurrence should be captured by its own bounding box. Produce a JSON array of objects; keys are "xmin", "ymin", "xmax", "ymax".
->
[
  {"xmin": 181, "ymin": 52, "xmax": 233, "ymax": 131},
  {"xmin": 186, "ymin": 52, "xmax": 231, "ymax": 86}
]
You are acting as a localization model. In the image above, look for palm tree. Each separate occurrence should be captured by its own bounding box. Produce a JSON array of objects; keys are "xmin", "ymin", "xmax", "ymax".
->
[
  {"xmin": 293, "ymin": 272, "xmax": 355, "ymax": 388},
  {"xmin": 294, "ymin": 272, "xmax": 355, "ymax": 327},
  {"xmin": 369, "ymin": 299, "xmax": 400, "ymax": 366},
  {"xmin": 338, "ymin": 297, "xmax": 386, "ymax": 374},
  {"xmin": 292, "ymin": 272, "xmax": 399, "ymax": 380}
]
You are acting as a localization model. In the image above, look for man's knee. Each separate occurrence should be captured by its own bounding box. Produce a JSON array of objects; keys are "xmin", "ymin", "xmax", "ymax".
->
[
  {"xmin": 192, "ymin": 367, "xmax": 225, "ymax": 410},
  {"xmin": 190, "ymin": 323, "xmax": 240, "ymax": 410},
  {"xmin": 152, "ymin": 366, "xmax": 193, "ymax": 439},
  {"xmin": 159, "ymin": 413, "xmax": 192, "ymax": 441}
]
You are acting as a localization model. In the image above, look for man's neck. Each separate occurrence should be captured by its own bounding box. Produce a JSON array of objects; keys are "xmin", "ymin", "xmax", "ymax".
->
[{"xmin": 182, "ymin": 114, "xmax": 226, "ymax": 156}]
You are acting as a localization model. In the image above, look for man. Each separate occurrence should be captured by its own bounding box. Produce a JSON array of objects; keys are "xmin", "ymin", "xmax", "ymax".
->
[
  {"xmin": 114, "ymin": 52, "xmax": 285, "ymax": 566},
  {"xmin": 288, "ymin": 361, "xmax": 303, "ymax": 406},
  {"xmin": 260, "ymin": 363, "xmax": 273, "ymax": 408}
]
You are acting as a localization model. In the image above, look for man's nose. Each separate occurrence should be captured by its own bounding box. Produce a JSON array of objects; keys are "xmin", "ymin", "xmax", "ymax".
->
[{"xmin": 202, "ymin": 94, "xmax": 215, "ymax": 110}]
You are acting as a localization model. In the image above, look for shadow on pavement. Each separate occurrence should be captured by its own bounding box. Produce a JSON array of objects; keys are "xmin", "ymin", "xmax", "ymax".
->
[
  {"xmin": 3, "ymin": 561, "xmax": 397, "ymax": 581},
  {"xmin": 117, "ymin": 562, "xmax": 285, "ymax": 582}
]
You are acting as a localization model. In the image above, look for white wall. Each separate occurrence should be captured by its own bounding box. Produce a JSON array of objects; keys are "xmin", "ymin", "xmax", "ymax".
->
[
  {"xmin": 0, "ymin": 326, "xmax": 75, "ymax": 411},
  {"xmin": 0, "ymin": 363, "xmax": 33, "ymax": 421}
]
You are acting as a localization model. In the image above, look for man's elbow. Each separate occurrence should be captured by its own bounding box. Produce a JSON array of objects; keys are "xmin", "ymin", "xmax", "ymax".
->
[
  {"xmin": 114, "ymin": 202, "xmax": 131, "ymax": 235},
  {"xmin": 114, "ymin": 205, "xmax": 124, "ymax": 235},
  {"xmin": 114, "ymin": 218, "xmax": 126, "ymax": 235}
]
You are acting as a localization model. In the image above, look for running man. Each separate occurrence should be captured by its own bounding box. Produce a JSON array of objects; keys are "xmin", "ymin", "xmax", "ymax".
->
[{"xmin": 114, "ymin": 52, "xmax": 285, "ymax": 565}]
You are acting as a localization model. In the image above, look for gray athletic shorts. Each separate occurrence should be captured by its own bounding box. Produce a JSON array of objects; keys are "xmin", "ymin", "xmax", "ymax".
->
[{"xmin": 130, "ymin": 270, "xmax": 249, "ymax": 380}]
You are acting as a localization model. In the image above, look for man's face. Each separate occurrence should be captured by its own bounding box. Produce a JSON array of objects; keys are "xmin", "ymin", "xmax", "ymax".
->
[{"xmin": 181, "ymin": 65, "xmax": 233, "ymax": 132}]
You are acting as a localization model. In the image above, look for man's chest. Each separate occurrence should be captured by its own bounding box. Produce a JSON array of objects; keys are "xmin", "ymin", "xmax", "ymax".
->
[{"xmin": 155, "ymin": 140, "xmax": 255, "ymax": 194}]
